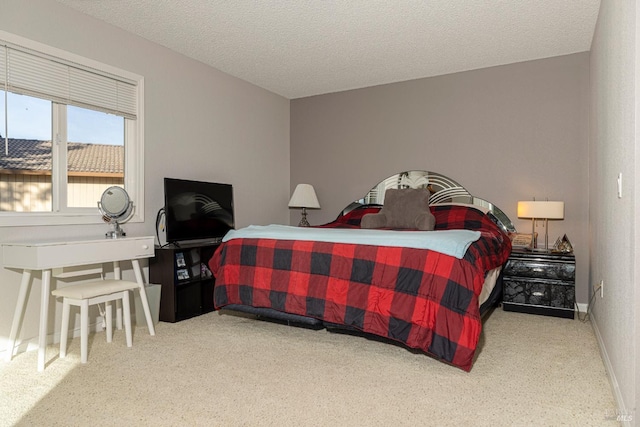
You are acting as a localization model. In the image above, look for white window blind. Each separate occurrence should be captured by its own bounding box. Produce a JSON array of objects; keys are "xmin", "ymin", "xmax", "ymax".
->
[{"xmin": 0, "ymin": 43, "xmax": 136, "ymax": 119}]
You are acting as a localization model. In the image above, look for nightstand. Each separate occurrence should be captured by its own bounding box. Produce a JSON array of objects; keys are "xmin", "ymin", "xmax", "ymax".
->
[{"xmin": 502, "ymin": 248, "xmax": 575, "ymax": 319}]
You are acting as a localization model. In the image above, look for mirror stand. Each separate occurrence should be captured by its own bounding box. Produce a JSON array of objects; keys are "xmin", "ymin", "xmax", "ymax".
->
[{"xmin": 106, "ymin": 221, "xmax": 127, "ymax": 239}]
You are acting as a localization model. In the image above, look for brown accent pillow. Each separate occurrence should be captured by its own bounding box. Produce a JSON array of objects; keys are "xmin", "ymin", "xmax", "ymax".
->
[{"xmin": 361, "ymin": 188, "xmax": 436, "ymax": 230}]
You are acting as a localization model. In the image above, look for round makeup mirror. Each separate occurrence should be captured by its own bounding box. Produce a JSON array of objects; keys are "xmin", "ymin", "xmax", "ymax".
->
[{"xmin": 98, "ymin": 186, "xmax": 134, "ymax": 238}]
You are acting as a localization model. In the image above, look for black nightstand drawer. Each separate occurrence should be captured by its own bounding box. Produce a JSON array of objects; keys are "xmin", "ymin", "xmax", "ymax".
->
[
  {"xmin": 505, "ymin": 256, "xmax": 575, "ymax": 281},
  {"xmin": 503, "ymin": 278, "xmax": 575, "ymax": 308}
]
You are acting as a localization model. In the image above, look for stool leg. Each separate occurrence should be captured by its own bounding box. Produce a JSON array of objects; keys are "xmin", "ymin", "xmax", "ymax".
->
[
  {"xmin": 105, "ymin": 301, "xmax": 113, "ymax": 343},
  {"xmin": 115, "ymin": 299, "xmax": 123, "ymax": 330},
  {"xmin": 80, "ymin": 299, "xmax": 89, "ymax": 363},
  {"xmin": 122, "ymin": 291, "xmax": 133, "ymax": 348},
  {"xmin": 59, "ymin": 299, "xmax": 70, "ymax": 358}
]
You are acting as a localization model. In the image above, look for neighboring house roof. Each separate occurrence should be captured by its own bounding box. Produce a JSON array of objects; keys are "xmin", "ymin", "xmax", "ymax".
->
[{"xmin": 0, "ymin": 139, "xmax": 123, "ymax": 174}]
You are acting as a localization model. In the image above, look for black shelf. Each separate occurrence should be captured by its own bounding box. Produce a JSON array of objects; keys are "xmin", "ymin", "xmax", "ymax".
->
[{"xmin": 150, "ymin": 242, "xmax": 219, "ymax": 322}]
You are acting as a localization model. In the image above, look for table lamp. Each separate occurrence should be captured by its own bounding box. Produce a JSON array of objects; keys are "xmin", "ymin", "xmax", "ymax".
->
[
  {"xmin": 517, "ymin": 200, "xmax": 564, "ymax": 251},
  {"xmin": 288, "ymin": 184, "xmax": 320, "ymax": 226}
]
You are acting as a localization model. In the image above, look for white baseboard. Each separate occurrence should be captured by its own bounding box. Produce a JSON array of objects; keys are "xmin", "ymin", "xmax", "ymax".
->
[{"xmin": 590, "ymin": 313, "xmax": 634, "ymax": 426}]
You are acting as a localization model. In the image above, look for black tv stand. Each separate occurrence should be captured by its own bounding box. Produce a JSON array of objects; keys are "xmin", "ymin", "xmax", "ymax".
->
[{"xmin": 150, "ymin": 240, "xmax": 221, "ymax": 322}]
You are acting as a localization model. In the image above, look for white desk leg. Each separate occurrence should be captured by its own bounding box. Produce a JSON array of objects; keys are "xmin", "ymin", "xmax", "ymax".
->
[
  {"xmin": 132, "ymin": 259, "xmax": 155, "ymax": 336},
  {"xmin": 113, "ymin": 261, "xmax": 123, "ymax": 330},
  {"xmin": 5, "ymin": 269, "xmax": 32, "ymax": 362},
  {"xmin": 37, "ymin": 269, "xmax": 52, "ymax": 372}
]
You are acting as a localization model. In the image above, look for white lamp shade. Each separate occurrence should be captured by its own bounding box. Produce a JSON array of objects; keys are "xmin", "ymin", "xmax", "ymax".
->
[
  {"xmin": 288, "ymin": 184, "xmax": 320, "ymax": 209},
  {"xmin": 517, "ymin": 201, "xmax": 564, "ymax": 219}
]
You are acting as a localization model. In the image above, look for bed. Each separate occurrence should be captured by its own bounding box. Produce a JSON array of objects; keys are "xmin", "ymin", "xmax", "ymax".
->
[{"xmin": 209, "ymin": 171, "xmax": 513, "ymax": 371}]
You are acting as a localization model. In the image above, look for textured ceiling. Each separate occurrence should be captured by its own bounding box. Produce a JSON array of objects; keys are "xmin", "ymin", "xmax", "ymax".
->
[{"xmin": 55, "ymin": 0, "xmax": 600, "ymax": 99}]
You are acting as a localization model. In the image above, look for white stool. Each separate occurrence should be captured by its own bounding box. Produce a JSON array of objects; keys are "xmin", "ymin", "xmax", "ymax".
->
[{"xmin": 52, "ymin": 280, "xmax": 140, "ymax": 363}]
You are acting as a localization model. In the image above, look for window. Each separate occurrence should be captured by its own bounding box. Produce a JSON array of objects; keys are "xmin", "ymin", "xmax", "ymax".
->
[{"xmin": 0, "ymin": 30, "xmax": 144, "ymax": 226}]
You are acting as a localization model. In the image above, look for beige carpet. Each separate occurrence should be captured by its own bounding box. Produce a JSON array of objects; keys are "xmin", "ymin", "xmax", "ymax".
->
[{"xmin": 0, "ymin": 308, "xmax": 618, "ymax": 426}]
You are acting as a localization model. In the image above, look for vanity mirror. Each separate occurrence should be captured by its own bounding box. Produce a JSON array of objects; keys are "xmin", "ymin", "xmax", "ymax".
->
[{"xmin": 98, "ymin": 186, "xmax": 133, "ymax": 238}]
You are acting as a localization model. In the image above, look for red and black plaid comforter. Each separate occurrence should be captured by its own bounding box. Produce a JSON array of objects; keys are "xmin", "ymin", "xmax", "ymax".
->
[{"xmin": 210, "ymin": 205, "xmax": 511, "ymax": 371}]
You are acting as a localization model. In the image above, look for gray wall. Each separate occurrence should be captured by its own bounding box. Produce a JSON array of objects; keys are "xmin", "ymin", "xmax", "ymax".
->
[
  {"xmin": 291, "ymin": 53, "xmax": 590, "ymax": 303},
  {"xmin": 0, "ymin": 0, "xmax": 290, "ymax": 353},
  {"xmin": 589, "ymin": 0, "xmax": 639, "ymax": 420}
]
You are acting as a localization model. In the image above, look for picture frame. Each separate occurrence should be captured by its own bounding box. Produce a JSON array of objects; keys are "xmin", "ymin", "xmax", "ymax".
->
[
  {"xmin": 510, "ymin": 232, "xmax": 536, "ymax": 248},
  {"xmin": 176, "ymin": 268, "xmax": 190, "ymax": 281},
  {"xmin": 175, "ymin": 252, "xmax": 186, "ymax": 268}
]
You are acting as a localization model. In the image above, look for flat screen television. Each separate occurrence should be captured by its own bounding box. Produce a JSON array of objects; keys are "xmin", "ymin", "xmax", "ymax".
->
[{"xmin": 163, "ymin": 178, "xmax": 235, "ymax": 244}]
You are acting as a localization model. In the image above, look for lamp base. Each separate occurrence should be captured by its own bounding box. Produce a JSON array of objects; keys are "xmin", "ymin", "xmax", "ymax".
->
[
  {"xmin": 526, "ymin": 218, "xmax": 551, "ymax": 252},
  {"xmin": 298, "ymin": 208, "xmax": 310, "ymax": 227}
]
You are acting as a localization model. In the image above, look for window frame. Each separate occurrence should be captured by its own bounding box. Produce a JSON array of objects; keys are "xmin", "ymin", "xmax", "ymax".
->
[{"xmin": 0, "ymin": 30, "xmax": 144, "ymax": 227}]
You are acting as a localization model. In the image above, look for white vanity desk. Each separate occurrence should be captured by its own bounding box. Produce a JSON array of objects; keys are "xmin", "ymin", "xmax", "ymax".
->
[{"xmin": 3, "ymin": 235, "xmax": 156, "ymax": 371}]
